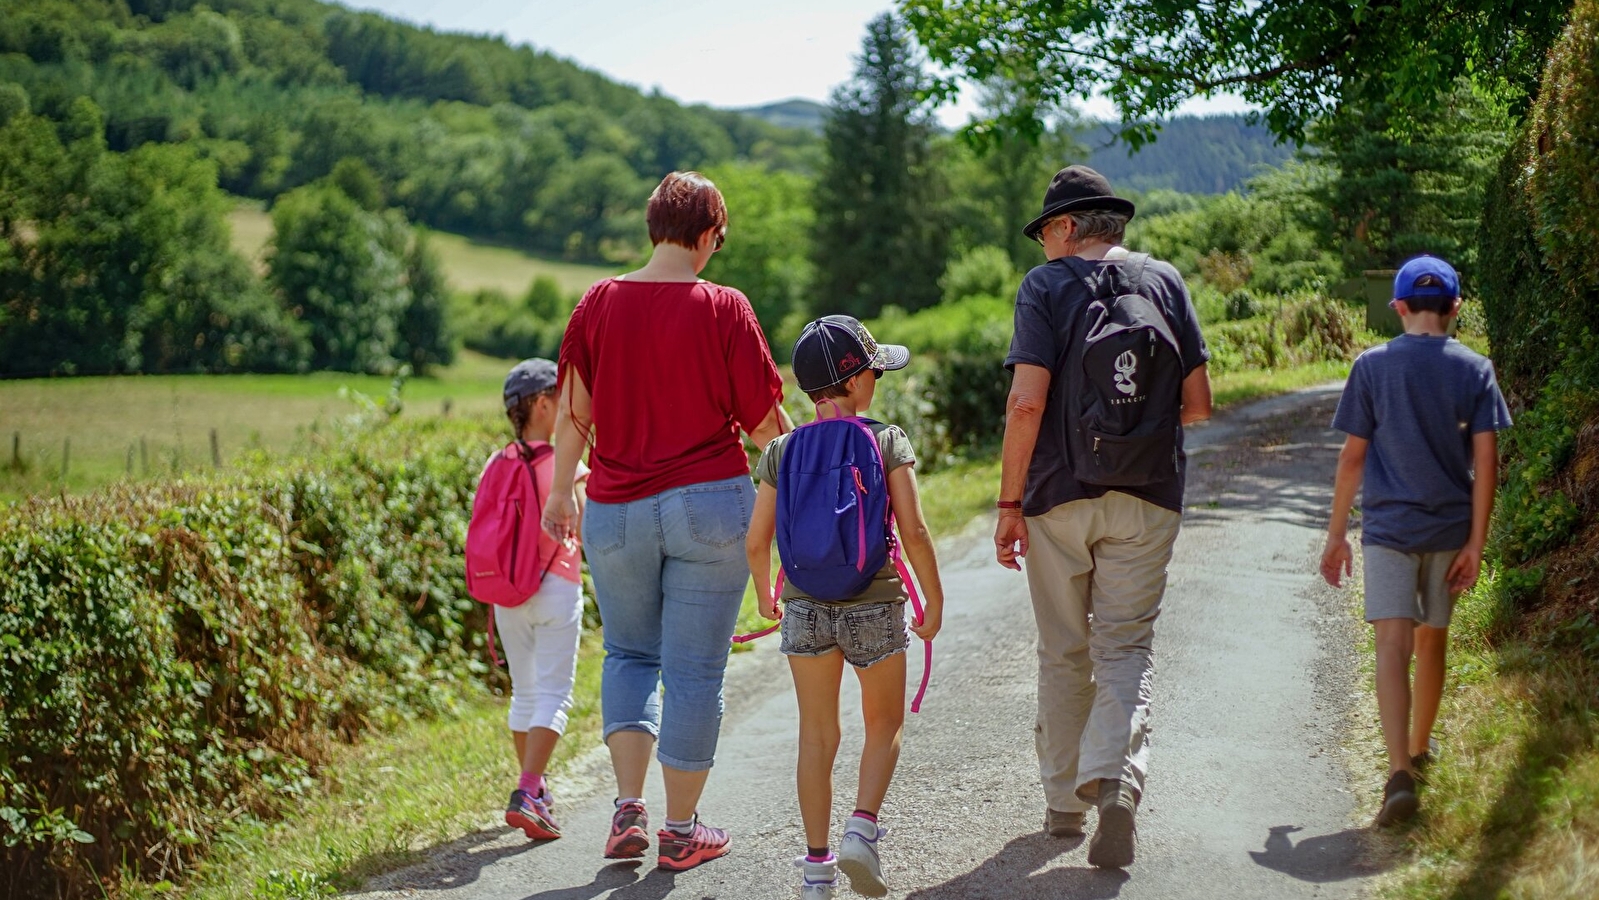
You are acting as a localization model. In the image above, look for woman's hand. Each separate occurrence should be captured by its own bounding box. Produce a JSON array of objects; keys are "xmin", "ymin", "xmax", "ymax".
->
[
  {"xmin": 542, "ymin": 489, "xmax": 579, "ymax": 545},
  {"xmin": 911, "ymin": 604, "xmax": 941, "ymax": 642}
]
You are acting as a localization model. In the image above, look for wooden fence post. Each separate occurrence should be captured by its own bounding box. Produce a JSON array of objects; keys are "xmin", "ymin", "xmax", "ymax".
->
[
  {"xmin": 140, "ymin": 437, "xmax": 148, "ymax": 476},
  {"xmin": 61, "ymin": 437, "xmax": 70, "ymax": 480},
  {"xmin": 127, "ymin": 444, "xmax": 135, "ymax": 476},
  {"xmin": 210, "ymin": 428, "xmax": 221, "ymax": 468},
  {"xmin": 11, "ymin": 432, "xmax": 18, "ymax": 469}
]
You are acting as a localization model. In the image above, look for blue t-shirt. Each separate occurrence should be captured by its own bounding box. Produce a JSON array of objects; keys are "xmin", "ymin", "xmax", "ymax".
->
[{"xmin": 1331, "ymin": 334, "xmax": 1512, "ymax": 553}]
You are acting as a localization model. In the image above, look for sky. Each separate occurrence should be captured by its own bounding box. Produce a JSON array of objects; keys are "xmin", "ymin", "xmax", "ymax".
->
[{"xmin": 343, "ymin": 0, "xmax": 1253, "ymax": 127}]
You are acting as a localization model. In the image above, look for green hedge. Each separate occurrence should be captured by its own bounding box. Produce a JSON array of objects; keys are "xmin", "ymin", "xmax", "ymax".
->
[{"xmin": 0, "ymin": 415, "xmax": 504, "ymax": 898}]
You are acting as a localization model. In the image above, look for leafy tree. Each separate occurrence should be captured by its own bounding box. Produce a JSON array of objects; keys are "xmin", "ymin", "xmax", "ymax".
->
[
  {"xmin": 901, "ymin": 0, "xmax": 1570, "ymax": 145},
  {"xmin": 396, "ymin": 229, "xmax": 454, "ymax": 373},
  {"xmin": 701, "ymin": 161, "xmax": 815, "ymax": 340},
  {"xmin": 1312, "ymin": 79, "xmax": 1512, "ymax": 281},
  {"xmin": 267, "ymin": 182, "xmax": 410, "ymax": 373},
  {"xmin": 811, "ymin": 12, "xmax": 949, "ymax": 319}
]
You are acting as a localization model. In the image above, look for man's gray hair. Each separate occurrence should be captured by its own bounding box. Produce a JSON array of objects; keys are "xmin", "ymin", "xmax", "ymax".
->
[{"xmin": 1065, "ymin": 209, "xmax": 1131, "ymax": 245}]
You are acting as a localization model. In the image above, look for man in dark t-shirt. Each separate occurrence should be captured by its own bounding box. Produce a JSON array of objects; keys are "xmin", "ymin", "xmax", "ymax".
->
[{"xmin": 995, "ymin": 166, "xmax": 1212, "ymax": 869}]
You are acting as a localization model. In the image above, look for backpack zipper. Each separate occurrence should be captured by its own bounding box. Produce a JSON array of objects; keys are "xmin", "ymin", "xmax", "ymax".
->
[{"xmin": 853, "ymin": 466, "xmax": 868, "ymax": 572}]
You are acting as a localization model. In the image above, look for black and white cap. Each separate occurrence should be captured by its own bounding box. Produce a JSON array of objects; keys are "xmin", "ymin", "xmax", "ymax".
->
[{"xmin": 791, "ymin": 315, "xmax": 910, "ymax": 393}]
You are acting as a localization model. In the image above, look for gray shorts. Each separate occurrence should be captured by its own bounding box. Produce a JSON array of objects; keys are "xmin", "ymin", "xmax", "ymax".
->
[
  {"xmin": 1362, "ymin": 544, "xmax": 1459, "ymax": 628},
  {"xmin": 779, "ymin": 598, "xmax": 909, "ymax": 668}
]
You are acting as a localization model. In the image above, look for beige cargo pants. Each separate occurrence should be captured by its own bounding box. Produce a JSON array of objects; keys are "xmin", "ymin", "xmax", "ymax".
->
[{"xmin": 1023, "ymin": 491, "xmax": 1182, "ymax": 813}]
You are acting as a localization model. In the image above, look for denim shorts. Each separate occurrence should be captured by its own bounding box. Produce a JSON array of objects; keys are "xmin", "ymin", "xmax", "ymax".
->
[{"xmin": 779, "ymin": 598, "xmax": 909, "ymax": 668}]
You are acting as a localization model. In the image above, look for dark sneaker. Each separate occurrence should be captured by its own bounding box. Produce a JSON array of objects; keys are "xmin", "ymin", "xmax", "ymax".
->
[
  {"xmin": 1411, "ymin": 736, "xmax": 1440, "ymax": 776},
  {"xmin": 1086, "ymin": 779, "xmax": 1138, "ymax": 869},
  {"xmin": 605, "ymin": 800, "xmax": 649, "ymax": 859},
  {"xmin": 505, "ymin": 789, "xmax": 561, "ymax": 841},
  {"xmin": 1045, "ymin": 808, "xmax": 1086, "ymax": 838},
  {"xmin": 1377, "ymin": 770, "xmax": 1419, "ymax": 826},
  {"xmin": 657, "ymin": 817, "xmax": 731, "ymax": 871}
]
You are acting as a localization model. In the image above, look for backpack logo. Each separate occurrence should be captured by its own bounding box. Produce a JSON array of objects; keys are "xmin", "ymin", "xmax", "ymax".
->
[{"xmin": 1114, "ymin": 350, "xmax": 1138, "ymax": 395}]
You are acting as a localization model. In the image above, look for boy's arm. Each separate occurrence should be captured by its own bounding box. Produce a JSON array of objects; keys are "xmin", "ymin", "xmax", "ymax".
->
[
  {"xmin": 888, "ymin": 464, "xmax": 944, "ymax": 641},
  {"xmin": 746, "ymin": 482, "xmax": 780, "ymax": 620},
  {"xmin": 1447, "ymin": 430, "xmax": 1499, "ymax": 594},
  {"xmin": 1321, "ymin": 434, "xmax": 1368, "ymax": 588}
]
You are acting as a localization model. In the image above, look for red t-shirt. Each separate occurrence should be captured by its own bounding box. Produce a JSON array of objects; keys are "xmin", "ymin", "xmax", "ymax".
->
[{"xmin": 558, "ymin": 278, "xmax": 783, "ymax": 504}]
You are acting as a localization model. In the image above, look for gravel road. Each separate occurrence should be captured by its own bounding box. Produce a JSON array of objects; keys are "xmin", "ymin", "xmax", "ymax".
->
[{"xmin": 353, "ymin": 383, "xmax": 1386, "ymax": 900}]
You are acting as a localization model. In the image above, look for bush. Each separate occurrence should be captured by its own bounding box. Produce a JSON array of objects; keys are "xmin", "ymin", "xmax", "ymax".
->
[
  {"xmin": 939, "ymin": 245, "xmax": 1021, "ymax": 305},
  {"xmin": 453, "ymin": 278, "xmax": 573, "ymax": 361},
  {"xmin": 0, "ymin": 415, "xmax": 507, "ymax": 898}
]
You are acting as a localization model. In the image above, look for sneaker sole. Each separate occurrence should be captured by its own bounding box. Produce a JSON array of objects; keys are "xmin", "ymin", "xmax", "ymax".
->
[
  {"xmin": 1087, "ymin": 805, "xmax": 1136, "ymax": 869},
  {"xmin": 604, "ymin": 827, "xmax": 649, "ymax": 859},
  {"xmin": 1045, "ymin": 814, "xmax": 1085, "ymax": 838},
  {"xmin": 1377, "ymin": 790, "xmax": 1419, "ymax": 827},
  {"xmin": 656, "ymin": 841, "xmax": 730, "ymax": 871},
  {"xmin": 505, "ymin": 810, "xmax": 560, "ymax": 841},
  {"xmin": 836, "ymin": 851, "xmax": 887, "ymax": 898}
]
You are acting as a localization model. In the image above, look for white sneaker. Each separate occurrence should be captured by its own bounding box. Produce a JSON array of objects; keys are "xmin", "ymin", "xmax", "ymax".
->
[
  {"xmin": 837, "ymin": 816, "xmax": 889, "ymax": 898},
  {"xmin": 794, "ymin": 854, "xmax": 837, "ymax": 899}
]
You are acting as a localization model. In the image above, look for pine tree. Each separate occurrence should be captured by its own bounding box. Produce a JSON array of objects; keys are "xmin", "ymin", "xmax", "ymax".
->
[{"xmin": 810, "ymin": 13, "xmax": 948, "ymax": 319}]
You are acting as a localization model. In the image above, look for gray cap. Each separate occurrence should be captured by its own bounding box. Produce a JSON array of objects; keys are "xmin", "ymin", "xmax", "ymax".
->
[{"xmin": 503, "ymin": 358, "xmax": 558, "ymax": 410}]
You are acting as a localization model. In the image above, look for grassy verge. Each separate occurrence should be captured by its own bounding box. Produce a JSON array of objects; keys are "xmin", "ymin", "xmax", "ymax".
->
[
  {"xmin": 1344, "ymin": 567, "xmax": 1599, "ymax": 900},
  {"xmin": 122, "ymin": 358, "xmax": 1351, "ymax": 897},
  {"xmin": 1210, "ymin": 358, "xmax": 1350, "ymax": 408}
]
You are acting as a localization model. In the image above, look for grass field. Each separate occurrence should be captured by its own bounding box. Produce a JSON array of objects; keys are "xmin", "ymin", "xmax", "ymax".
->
[
  {"xmin": 226, "ymin": 203, "xmax": 616, "ymax": 297},
  {"xmin": 0, "ymin": 351, "xmax": 511, "ymax": 501}
]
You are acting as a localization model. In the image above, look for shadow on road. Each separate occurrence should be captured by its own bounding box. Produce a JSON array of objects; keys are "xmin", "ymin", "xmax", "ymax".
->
[
  {"xmin": 355, "ymin": 828, "xmax": 547, "ymax": 892},
  {"xmin": 906, "ymin": 832, "xmax": 1129, "ymax": 899},
  {"xmin": 519, "ymin": 861, "xmax": 656, "ymax": 900},
  {"xmin": 1247, "ymin": 824, "xmax": 1385, "ymax": 883}
]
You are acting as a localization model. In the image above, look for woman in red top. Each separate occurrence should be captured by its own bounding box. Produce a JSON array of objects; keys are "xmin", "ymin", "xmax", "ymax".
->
[{"xmin": 543, "ymin": 172, "xmax": 788, "ymax": 871}]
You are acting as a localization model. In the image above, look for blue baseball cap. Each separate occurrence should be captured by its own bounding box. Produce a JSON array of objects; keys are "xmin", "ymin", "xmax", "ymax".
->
[
  {"xmin": 503, "ymin": 358, "xmax": 558, "ymax": 410},
  {"xmin": 1393, "ymin": 256, "xmax": 1460, "ymax": 301}
]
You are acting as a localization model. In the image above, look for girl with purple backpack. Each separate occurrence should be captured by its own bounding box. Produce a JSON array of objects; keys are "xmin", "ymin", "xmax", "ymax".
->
[
  {"xmin": 468, "ymin": 358, "xmax": 589, "ymax": 842},
  {"xmin": 745, "ymin": 316, "xmax": 945, "ymax": 899}
]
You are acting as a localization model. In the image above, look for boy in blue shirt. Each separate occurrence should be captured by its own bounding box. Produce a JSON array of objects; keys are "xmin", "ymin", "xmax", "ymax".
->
[{"xmin": 1321, "ymin": 256, "xmax": 1512, "ymax": 826}]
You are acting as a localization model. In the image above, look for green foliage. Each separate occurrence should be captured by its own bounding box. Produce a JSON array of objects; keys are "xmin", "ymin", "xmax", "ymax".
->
[
  {"xmin": 1312, "ymin": 79, "xmax": 1513, "ymax": 282},
  {"xmin": 1126, "ymin": 163, "xmax": 1340, "ymax": 296},
  {"xmin": 0, "ymin": 414, "xmax": 505, "ymax": 899},
  {"xmin": 1204, "ymin": 293, "xmax": 1368, "ymax": 375},
  {"xmin": 1079, "ymin": 115, "xmax": 1294, "ymax": 194},
  {"xmin": 0, "ymin": 0, "xmax": 816, "ymax": 262},
  {"xmin": 267, "ymin": 182, "xmax": 412, "ymax": 373},
  {"xmin": 939, "ymin": 245, "xmax": 1021, "ymax": 306},
  {"xmin": 902, "ymin": 0, "xmax": 1568, "ymax": 146},
  {"xmin": 810, "ymin": 13, "xmax": 949, "ymax": 319},
  {"xmin": 0, "ymin": 99, "xmax": 308, "ymax": 376},
  {"xmin": 700, "ymin": 161, "xmax": 815, "ymax": 341},
  {"xmin": 397, "ymin": 231, "xmax": 455, "ymax": 374},
  {"xmin": 453, "ymin": 279, "xmax": 574, "ymax": 362}
]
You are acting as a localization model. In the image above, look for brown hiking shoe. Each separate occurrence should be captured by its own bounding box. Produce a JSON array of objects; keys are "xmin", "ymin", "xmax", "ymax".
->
[
  {"xmin": 1377, "ymin": 770, "xmax": 1419, "ymax": 826},
  {"xmin": 1087, "ymin": 779, "xmax": 1138, "ymax": 869},
  {"xmin": 1045, "ymin": 808, "xmax": 1086, "ymax": 837}
]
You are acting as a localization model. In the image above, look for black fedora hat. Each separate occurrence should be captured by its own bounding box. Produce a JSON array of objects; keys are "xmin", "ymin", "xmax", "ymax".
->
[{"xmin": 1022, "ymin": 165, "xmax": 1136, "ymax": 240}]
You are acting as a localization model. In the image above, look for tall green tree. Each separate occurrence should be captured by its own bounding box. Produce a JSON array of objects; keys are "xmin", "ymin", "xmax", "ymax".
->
[
  {"xmin": 1312, "ymin": 80, "xmax": 1512, "ymax": 281},
  {"xmin": 701, "ymin": 160, "xmax": 815, "ymax": 344},
  {"xmin": 396, "ymin": 229, "xmax": 454, "ymax": 374},
  {"xmin": 811, "ymin": 12, "xmax": 948, "ymax": 319},
  {"xmin": 267, "ymin": 181, "xmax": 411, "ymax": 373}
]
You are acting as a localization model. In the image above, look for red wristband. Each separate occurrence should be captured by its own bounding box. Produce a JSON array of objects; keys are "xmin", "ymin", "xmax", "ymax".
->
[{"xmin": 996, "ymin": 500, "xmax": 1023, "ymax": 510}]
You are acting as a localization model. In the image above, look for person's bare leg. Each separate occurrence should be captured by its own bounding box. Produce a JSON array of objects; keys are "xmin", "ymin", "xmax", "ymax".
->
[
  {"xmin": 852, "ymin": 653, "xmax": 907, "ymax": 815},
  {"xmin": 1373, "ymin": 618, "xmax": 1416, "ymax": 774},
  {"xmin": 1411, "ymin": 624, "xmax": 1448, "ymax": 758},
  {"xmin": 790, "ymin": 651, "xmax": 846, "ymax": 850},
  {"xmin": 663, "ymin": 765, "xmax": 713, "ymax": 822},
  {"xmin": 608, "ymin": 730, "xmax": 655, "ymax": 800},
  {"xmin": 514, "ymin": 727, "xmax": 561, "ymax": 777}
]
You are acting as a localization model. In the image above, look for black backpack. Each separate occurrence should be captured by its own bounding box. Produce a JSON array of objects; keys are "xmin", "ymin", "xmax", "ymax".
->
[{"xmin": 1060, "ymin": 253, "xmax": 1186, "ymax": 487}]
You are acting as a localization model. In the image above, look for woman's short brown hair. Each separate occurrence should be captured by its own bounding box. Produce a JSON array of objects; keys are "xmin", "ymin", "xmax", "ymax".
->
[{"xmin": 646, "ymin": 171, "xmax": 727, "ymax": 249}]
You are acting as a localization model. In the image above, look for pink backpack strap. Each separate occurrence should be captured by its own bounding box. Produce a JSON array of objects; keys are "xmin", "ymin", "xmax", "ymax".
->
[{"xmin": 889, "ymin": 538, "xmax": 932, "ymax": 713}]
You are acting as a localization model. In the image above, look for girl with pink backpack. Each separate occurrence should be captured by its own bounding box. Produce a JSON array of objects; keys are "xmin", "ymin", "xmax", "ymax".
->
[{"xmin": 466, "ymin": 358, "xmax": 589, "ymax": 841}]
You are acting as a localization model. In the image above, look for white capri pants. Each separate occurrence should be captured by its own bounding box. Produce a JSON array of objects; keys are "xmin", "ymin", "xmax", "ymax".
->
[{"xmin": 494, "ymin": 573, "xmax": 584, "ymax": 734}]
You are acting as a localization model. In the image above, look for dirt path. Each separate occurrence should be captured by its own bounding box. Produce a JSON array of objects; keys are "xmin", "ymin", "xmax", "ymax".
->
[{"xmin": 353, "ymin": 383, "xmax": 1386, "ymax": 899}]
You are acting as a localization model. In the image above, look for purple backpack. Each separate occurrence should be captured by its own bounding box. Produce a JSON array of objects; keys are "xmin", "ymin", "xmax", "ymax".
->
[{"xmin": 774, "ymin": 415, "xmax": 892, "ymax": 601}]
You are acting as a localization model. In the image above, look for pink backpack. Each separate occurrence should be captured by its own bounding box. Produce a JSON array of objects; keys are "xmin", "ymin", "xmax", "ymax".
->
[{"xmin": 466, "ymin": 441, "xmax": 558, "ymax": 663}]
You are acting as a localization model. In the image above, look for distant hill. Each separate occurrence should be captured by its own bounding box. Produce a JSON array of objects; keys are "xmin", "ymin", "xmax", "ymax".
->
[
  {"xmin": 1080, "ymin": 114, "xmax": 1294, "ymax": 194},
  {"xmin": 738, "ymin": 98, "xmax": 830, "ymax": 134}
]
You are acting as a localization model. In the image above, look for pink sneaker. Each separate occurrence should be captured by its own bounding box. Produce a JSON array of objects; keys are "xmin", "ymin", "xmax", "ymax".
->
[
  {"xmin": 605, "ymin": 800, "xmax": 650, "ymax": 859},
  {"xmin": 656, "ymin": 817, "xmax": 730, "ymax": 871},
  {"xmin": 505, "ymin": 789, "xmax": 560, "ymax": 841}
]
